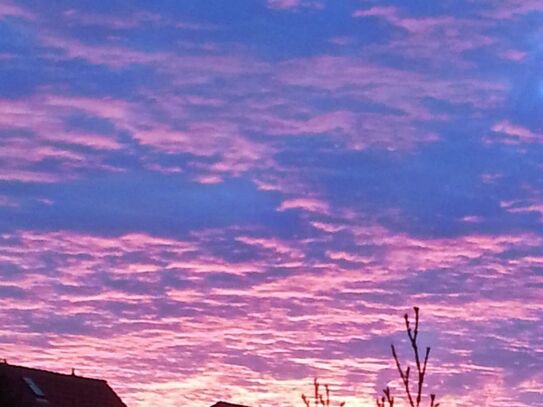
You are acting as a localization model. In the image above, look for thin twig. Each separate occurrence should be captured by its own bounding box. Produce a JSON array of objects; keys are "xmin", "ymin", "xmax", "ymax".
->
[
  {"xmin": 386, "ymin": 307, "xmax": 439, "ymax": 407},
  {"xmin": 391, "ymin": 344, "xmax": 415, "ymax": 407}
]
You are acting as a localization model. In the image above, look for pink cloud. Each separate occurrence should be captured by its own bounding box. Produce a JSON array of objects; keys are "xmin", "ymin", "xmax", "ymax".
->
[
  {"xmin": 326, "ymin": 250, "xmax": 371, "ymax": 264},
  {"xmin": 490, "ymin": 120, "xmax": 542, "ymax": 144},
  {"xmin": 244, "ymin": 104, "xmax": 440, "ymax": 151},
  {"xmin": 311, "ymin": 222, "xmax": 346, "ymax": 233},
  {"xmin": 12, "ymin": 13, "xmax": 503, "ymax": 175},
  {"xmin": 59, "ymin": 8, "xmax": 217, "ymax": 31},
  {"xmin": 501, "ymin": 200, "xmax": 543, "ymax": 222},
  {"xmin": 0, "ymin": 96, "xmax": 127, "ymax": 181},
  {"xmin": 271, "ymin": 111, "xmax": 356, "ymax": 136},
  {"xmin": 499, "ymin": 49, "xmax": 528, "ymax": 61},
  {"xmin": 353, "ymin": 6, "xmax": 396, "ymax": 19},
  {"xmin": 1, "ymin": 225, "xmax": 542, "ymax": 407},
  {"xmin": 236, "ymin": 236, "xmax": 305, "ymax": 259},
  {"xmin": 40, "ymin": 34, "xmax": 165, "ymax": 69},
  {"xmin": 266, "ymin": 0, "xmax": 323, "ymax": 10},
  {"xmin": 61, "ymin": 9, "xmax": 163, "ymax": 29},
  {"xmin": 0, "ymin": 169, "xmax": 62, "ymax": 183},
  {"xmin": 41, "ymin": 32, "xmax": 269, "ymax": 76},
  {"xmin": 0, "ymin": 90, "xmax": 277, "ymax": 182},
  {"xmin": 482, "ymin": 0, "xmax": 543, "ymax": 20},
  {"xmin": 51, "ymin": 132, "xmax": 122, "ymax": 150},
  {"xmin": 353, "ymin": 6, "xmax": 496, "ymax": 67},
  {"xmin": 278, "ymin": 197, "xmax": 330, "ymax": 214},
  {"xmin": 0, "ymin": 1, "xmax": 35, "ymax": 20},
  {"xmin": 354, "ymin": 6, "xmax": 457, "ymax": 35},
  {"xmin": 267, "ymin": 0, "xmax": 301, "ymax": 9},
  {"xmin": 279, "ymin": 55, "xmax": 504, "ymax": 109},
  {"xmin": 44, "ymin": 95, "xmax": 130, "ymax": 121},
  {"xmin": 133, "ymin": 121, "xmax": 271, "ymax": 180}
]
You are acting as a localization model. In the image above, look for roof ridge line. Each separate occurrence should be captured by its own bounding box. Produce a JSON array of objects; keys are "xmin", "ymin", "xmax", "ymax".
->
[{"xmin": 0, "ymin": 363, "xmax": 108, "ymax": 382}]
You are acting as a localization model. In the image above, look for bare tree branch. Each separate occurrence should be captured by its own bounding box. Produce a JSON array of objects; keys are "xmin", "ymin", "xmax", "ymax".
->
[{"xmin": 379, "ymin": 307, "xmax": 439, "ymax": 407}]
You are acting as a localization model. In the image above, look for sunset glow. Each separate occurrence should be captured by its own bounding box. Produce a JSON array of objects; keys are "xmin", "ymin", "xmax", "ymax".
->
[{"xmin": 0, "ymin": 1, "xmax": 542, "ymax": 406}]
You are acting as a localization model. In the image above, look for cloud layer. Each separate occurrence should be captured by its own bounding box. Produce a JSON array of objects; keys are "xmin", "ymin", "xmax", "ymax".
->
[{"xmin": 0, "ymin": 1, "xmax": 542, "ymax": 406}]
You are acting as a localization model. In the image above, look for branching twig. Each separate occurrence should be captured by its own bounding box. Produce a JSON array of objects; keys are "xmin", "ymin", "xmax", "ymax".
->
[
  {"xmin": 377, "ymin": 307, "xmax": 439, "ymax": 407},
  {"xmin": 376, "ymin": 386, "xmax": 394, "ymax": 407},
  {"xmin": 391, "ymin": 343, "xmax": 415, "ymax": 407},
  {"xmin": 302, "ymin": 378, "xmax": 345, "ymax": 407}
]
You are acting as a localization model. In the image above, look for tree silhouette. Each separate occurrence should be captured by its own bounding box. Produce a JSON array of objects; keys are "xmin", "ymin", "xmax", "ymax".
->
[{"xmin": 376, "ymin": 307, "xmax": 439, "ymax": 407}]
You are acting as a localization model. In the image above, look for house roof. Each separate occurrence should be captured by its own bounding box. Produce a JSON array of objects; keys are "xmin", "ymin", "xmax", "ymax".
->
[
  {"xmin": 0, "ymin": 363, "xmax": 127, "ymax": 407},
  {"xmin": 210, "ymin": 401, "xmax": 251, "ymax": 407}
]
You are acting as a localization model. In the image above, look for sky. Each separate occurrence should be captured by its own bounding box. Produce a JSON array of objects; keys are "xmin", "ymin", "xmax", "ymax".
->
[{"xmin": 0, "ymin": 0, "xmax": 542, "ymax": 406}]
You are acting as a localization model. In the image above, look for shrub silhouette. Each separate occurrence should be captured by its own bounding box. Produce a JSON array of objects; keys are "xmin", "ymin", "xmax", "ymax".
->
[
  {"xmin": 376, "ymin": 306, "xmax": 439, "ymax": 407},
  {"xmin": 301, "ymin": 378, "xmax": 345, "ymax": 407}
]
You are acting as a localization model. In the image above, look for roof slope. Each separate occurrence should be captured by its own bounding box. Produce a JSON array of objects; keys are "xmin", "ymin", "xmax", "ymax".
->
[
  {"xmin": 0, "ymin": 363, "xmax": 127, "ymax": 407},
  {"xmin": 210, "ymin": 401, "xmax": 252, "ymax": 407}
]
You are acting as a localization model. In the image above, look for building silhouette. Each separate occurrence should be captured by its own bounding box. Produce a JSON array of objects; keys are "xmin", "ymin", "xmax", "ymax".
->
[{"xmin": 0, "ymin": 362, "xmax": 127, "ymax": 407}]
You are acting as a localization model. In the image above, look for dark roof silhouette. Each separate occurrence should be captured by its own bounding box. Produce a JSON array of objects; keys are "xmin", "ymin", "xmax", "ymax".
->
[
  {"xmin": 0, "ymin": 362, "xmax": 127, "ymax": 407},
  {"xmin": 211, "ymin": 402, "xmax": 251, "ymax": 407}
]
